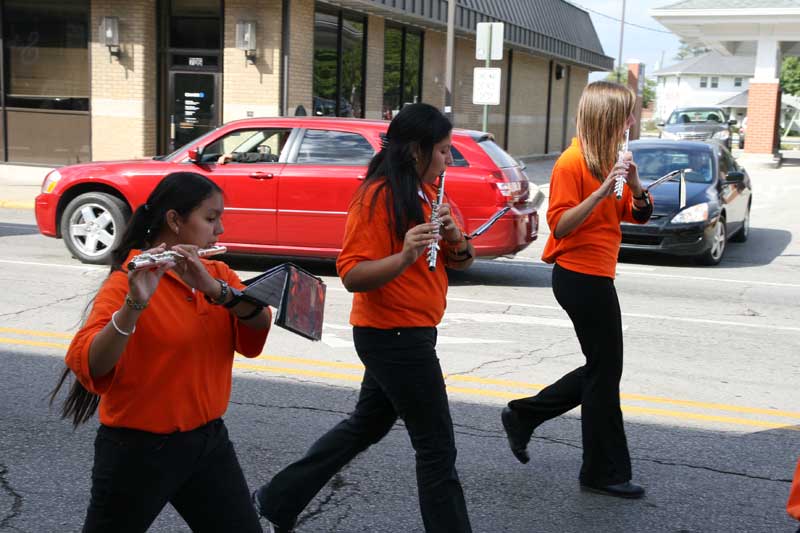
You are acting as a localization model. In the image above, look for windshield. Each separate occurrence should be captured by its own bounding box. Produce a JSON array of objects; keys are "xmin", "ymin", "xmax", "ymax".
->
[
  {"xmin": 160, "ymin": 127, "xmax": 224, "ymax": 161},
  {"xmin": 632, "ymin": 148, "xmax": 714, "ymax": 184},
  {"xmin": 667, "ymin": 109, "xmax": 727, "ymax": 125}
]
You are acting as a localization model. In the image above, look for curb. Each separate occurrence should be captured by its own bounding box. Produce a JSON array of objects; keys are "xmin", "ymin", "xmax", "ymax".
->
[{"xmin": 0, "ymin": 200, "xmax": 34, "ymax": 209}]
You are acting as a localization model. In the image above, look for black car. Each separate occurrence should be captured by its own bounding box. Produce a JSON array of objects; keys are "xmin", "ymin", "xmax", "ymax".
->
[
  {"xmin": 658, "ymin": 107, "xmax": 737, "ymax": 149},
  {"xmin": 621, "ymin": 140, "xmax": 752, "ymax": 265}
]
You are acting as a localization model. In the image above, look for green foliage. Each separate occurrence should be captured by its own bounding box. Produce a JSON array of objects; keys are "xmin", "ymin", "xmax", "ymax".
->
[
  {"xmin": 603, "ymin": 68, "xmax": 657, "ymax": 107},
  {"xmin": 674, "ymin": 40, "xmax": 710, "ymax": 60},
  {"xmin": 781, "ymin": 56, "xmax": 800, "ymax": 96}
]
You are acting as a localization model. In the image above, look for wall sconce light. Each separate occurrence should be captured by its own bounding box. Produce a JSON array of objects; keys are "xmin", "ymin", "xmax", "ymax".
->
[
  {"xmin": 100, "ymin": 16, "xmax": 121, "ymax": 58},
  {"xmin": 235, "ymin": 20, "xmax": 257, "ymax": 64}
]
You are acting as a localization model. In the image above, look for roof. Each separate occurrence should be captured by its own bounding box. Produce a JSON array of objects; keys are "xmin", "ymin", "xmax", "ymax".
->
[
  {"xmin": 349, "ymin": 0, "xmax": 614, "ymax": 71},
  {"xmin": 653, "ymin": 51, "xmax": 754, "ymax": 76},
  {"xmin": 717, "ymin": 90, "xmax": 749, "ymax": 107},
  {"xmin": 658, "ymin": 0, "xmax": 800, "ymax": 8}
]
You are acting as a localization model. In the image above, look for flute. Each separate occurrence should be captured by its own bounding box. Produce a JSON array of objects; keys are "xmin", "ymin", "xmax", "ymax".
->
[
  {"xmin": 127, "ymin": 245, "xmax": 227, "ymax": 272},
  {"xmin": 426, "ymin": 171, "xmax": 446, "ymax": 271},
  {"xmin": 614, "ymin": 128, "xmax": 630, "ymax": 200}
]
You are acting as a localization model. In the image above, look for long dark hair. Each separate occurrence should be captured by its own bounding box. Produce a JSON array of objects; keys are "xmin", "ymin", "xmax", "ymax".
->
[
  {"xmin": 50, "ymin": 172, "xmax": 223, "ymax": 428},
  {"xmin": 361, "ymin": 102, "xmax": 452, "ymax": 242}
]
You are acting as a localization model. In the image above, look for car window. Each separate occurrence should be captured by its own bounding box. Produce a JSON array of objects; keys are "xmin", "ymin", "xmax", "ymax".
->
[
  {"xmin": 477, "ymin": 139, "xmax": 518, "ymax": 168},
  {"xmin": 450, "ymin": 145, "xmax": 468, "ymax": 167},
  {"xmin": 295, "ymin": 129, "xmax": 375, "ymax": 165},
  {"xmin": 633, "ymin": 148, "xmax": 713, "ymax": 184},
  {"xmin": 201, "ymin": 129, "xmax": 291, "ymax": 163},
  {"xmin": 719, "ymin": 147, "xmax": 737, "ymax": 174},
  {"xmin": 667, "ymin": 109, "xmax": 728, "ymax": 125}
]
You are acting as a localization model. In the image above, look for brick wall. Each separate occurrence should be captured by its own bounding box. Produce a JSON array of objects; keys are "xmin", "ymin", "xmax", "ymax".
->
[
  {"xmin": 507, "ymin": 53, "xmax": 549, "ymax": 156},
  {"xmin": 422, "ymin": 30, "xmax": 446, "ymax": 110},
  {"xmin": 364, "ymin": 16, "xmax": 384, "ymax": 120},
  {"xmin": 90, "ymin": 0, "xmax": 157, "ymax": 160},
  {"xmin": 222, "ymin": 0, "xmax": 283, "ymax": 121},
  {"xmin": 745, "ymin": 82, "xmax": 781, "ymax": 154},
  {"xmin": 287, "ymin": 0, "xmax": 314, "ymax": 115}
]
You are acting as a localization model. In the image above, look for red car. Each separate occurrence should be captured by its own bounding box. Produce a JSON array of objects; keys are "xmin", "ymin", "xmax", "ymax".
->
[{"xmin": 35, "ymin": 117, "xmax": 542, "ymax": 264}]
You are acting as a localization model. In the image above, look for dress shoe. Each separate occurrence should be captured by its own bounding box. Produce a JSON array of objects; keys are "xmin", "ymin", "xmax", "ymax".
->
[
  {"xmin": 252, "ymin": 488, "xmax": 295, "ymax": 532},
  {"xmin": 501, "ymin": 407, "xmax": 531, "ymax": 464},
  {"xmin": 579, "ymin": 481, "xmax": 645, "ymax": 499}
]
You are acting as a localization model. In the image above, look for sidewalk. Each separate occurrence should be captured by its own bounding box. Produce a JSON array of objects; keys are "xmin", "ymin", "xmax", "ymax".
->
[{"xmin": 0, "ymin": 164, "xmax": 53, "ymax": 209}]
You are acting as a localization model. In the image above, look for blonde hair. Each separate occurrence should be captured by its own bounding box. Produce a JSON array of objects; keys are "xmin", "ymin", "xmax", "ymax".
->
[{"xmin": 576, "ymin": 81, "xmax": 636, "ymax": 181}]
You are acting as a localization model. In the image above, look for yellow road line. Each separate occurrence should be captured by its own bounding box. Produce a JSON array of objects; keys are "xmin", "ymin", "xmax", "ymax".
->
[{"xmin": 1, "ymin": 332, "xmax": 797, "ymax": 429}]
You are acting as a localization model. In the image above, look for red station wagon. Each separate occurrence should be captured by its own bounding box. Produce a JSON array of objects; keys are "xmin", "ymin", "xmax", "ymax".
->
[{"xmin": 35, "ymin": 117, "xmax": 543, "ymax": 264}]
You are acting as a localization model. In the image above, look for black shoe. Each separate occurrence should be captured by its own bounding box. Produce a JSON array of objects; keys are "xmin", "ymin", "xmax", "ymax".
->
[
  {"xmin": 501, "ymin": 407, "xmax": 531, "ymax": 464},
  {"xmin": 579, "ymin": 481, "xmax": 645, "ymax": 499},
  {"xmin": 252, "ymin": 488, "xmax": 295, "ymax": 532}
]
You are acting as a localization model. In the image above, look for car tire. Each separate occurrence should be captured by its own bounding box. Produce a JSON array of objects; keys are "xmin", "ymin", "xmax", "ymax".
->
[
  {"xmin": 696, "ymin": 216, "xmax": 727, "ymax": 266},
  {"xmin": 738, "ymin": 136, "xmax": 744, "ymax": 149},
  {"xmin": 730, "ymin": 204, "xmax": 750, "ymax": 243},
  {"xmin": 61, "ymin": 192, "xmax": 131, "ymax": 265}
]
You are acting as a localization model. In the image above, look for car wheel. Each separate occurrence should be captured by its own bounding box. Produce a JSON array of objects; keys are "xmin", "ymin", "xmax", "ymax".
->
[
  {"xmin": 696, "ymin": 216, "xmax": 727, "ymax": 266},
  {"xmin": 61, "ymin": 192, "xmax": 131, "ymax": 264},
  {"xmin": 730, "ymin": 204, "xmax": 750, "ymax": 243},
  {"xmin": 738, "ymin": 136, "xmax": 744, "ymax": 149}
]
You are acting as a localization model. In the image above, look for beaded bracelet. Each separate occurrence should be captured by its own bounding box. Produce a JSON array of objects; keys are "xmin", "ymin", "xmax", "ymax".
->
[
  {"xmin": 125, "ymin": 294, "xmax": 148, "ymax": 311},
  {"xmin": 110, "ymin": 311, "xmax": 136, "ymax": 336}
]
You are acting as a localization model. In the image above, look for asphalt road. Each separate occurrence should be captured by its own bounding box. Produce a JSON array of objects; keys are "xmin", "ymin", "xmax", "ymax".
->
[{"xmin": 0, "ymin": 159, "xmax": 798, "ymax": 532}]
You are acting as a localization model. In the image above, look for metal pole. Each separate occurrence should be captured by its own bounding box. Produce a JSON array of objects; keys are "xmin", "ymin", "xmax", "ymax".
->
[
  {"xmin": 482, "ymin": 24, "xmax": 491, "ymax": 132},
  {"xmin": 445, "ymin": 0, "xmax": 456, "ymax": 121},
  {"xmin": 617, "ymin": 0, "xmax": 626, "ymax": 82}
]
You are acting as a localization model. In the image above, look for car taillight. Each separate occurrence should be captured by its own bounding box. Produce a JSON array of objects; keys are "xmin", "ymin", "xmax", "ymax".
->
[{"xmin": 490, "ymin": 168, "xmax": 530, "ymax": 206}]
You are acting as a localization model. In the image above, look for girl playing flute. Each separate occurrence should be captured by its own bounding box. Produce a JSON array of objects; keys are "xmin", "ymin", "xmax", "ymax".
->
[
  {"xmin": 252, "ymin": 103, "xmax": 474, "ymax": 533},
  {"xmin": 501, "ymin": 81, "xmax": 653, "ymax": 499},
  {"xmin": 51, "ymin": 172, "xmax": 270, "ymax": 532}
]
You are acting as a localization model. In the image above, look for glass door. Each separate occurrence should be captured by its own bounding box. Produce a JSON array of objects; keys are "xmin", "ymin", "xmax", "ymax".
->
[{"xmin": 168, "ymin": 71, "xmax": 218, "ymax": 151}]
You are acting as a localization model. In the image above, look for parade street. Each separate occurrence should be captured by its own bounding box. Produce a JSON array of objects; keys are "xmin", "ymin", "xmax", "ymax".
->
[{"xmin": 0, "ymin": 159, "xmax": 798, "ymax": 532}]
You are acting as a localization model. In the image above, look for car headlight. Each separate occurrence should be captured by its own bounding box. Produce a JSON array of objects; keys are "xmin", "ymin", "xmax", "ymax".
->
[
  {"xmin": 41, "ymin": 169, "xmax": 62, "ymax": 194},
  {"xmin": 713, "ymin": 130, "xmax": 730, "ymax": 140},
  {"xmin": 670, "ymin": 202, "xmax": 709, "ymax": 224},
  {"xmin": 661, "ymin": 130, "xmax": 679, "ymax": 140}
]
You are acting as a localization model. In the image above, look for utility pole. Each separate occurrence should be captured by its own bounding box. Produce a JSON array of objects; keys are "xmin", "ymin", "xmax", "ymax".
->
[
  {"xmin": 445, "ymin": 0, "xmax": 456, "ymax": 121},
  {"xmin": 617, "ymin": 0, "xmax": 626, "ymax": 82}
]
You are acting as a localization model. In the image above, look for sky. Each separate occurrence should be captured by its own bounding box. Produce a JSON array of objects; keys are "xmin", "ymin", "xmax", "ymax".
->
[{"xmin": 565, "ymin": 0, "xmax": 684, "ymax": 80}]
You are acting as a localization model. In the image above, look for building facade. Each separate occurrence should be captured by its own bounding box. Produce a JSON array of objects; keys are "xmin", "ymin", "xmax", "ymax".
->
[
  {"xmin": 653, "ymin": 52, "xmax": 754, "ymax": 123},
  {"xmin": 3, "ymin": 0, "xmax": 612, "ymax": 166}
]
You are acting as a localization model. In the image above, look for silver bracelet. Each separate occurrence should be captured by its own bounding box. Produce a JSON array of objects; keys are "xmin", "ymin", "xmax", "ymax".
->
[{"xmin": 110, "ymin": 310, "xmax": 136, "ymax": 336}]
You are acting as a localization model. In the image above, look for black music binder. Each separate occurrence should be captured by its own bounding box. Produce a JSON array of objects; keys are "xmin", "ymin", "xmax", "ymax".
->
[{"xmin": 241, "ymin": 263, "xmax": 326, "ymax": 341}]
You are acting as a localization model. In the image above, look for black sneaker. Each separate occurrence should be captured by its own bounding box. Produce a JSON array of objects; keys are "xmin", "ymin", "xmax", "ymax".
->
[
  {"xmin": 501, "ymin": 407, "xmax": 531, "ymax": 464},
  {"xmin": 252, "ymin": 488, "xmax": 295, "ymax": 533}
]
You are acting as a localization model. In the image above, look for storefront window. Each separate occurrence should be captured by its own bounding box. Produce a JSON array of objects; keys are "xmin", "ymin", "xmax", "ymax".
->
[
  {"xmin": 313, "ymin": 6, "xmax": 365, "ymax": 118},
  {"xmin": 382, "ymin": 26, "xmax": 422, "ymax": 120},
  {"xmin": 3, "ymin": 0, "xmax": 90, "ymax": 164}
]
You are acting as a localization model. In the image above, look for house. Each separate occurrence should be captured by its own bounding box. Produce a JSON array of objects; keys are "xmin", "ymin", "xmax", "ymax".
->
[{"xmin": 653, "ymin": 51, "xmax": 754, "ymax": 123}]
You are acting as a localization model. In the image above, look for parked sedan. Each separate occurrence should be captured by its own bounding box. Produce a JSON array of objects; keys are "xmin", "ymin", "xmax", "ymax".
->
[
  {"xmin": 35, "ymin": 117, "xmax": 543, "ymax": 264},
  {"xmin": 620, "ymin": 140, "xmax": 752, "ymax": 265},
  {"xmin": 658, "ymin": 107, "xmax": 736, "ymax": 149}
]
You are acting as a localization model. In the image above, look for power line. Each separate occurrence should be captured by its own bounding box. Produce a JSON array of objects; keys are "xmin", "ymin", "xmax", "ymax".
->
[{"xmin": 568, "ymin": 1, "xmax": 675, "ymax": 34}]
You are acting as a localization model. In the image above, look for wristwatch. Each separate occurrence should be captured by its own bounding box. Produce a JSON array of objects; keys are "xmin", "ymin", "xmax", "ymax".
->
[
  {"xmin": 205, "ymin": 278, "xmax": 229, "ymax": 305},
  {"xmin": 632, "ymin": 190, "xmax": 651, "ymax": 208},
  {"xmin": 222, "ymin": 286, "xmax": 244, "ymax": 309}
]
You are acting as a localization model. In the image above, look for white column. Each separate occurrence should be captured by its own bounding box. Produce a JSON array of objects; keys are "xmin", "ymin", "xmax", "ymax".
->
[{"xmin": 753, "ymin": 26, "xmax": 780, "ymax": 82}]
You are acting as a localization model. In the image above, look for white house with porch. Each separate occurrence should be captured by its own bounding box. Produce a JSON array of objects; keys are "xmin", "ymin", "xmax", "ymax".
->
[{"xmin": 651, "ymin": 0, "xmax": 800, "ymax": 166}]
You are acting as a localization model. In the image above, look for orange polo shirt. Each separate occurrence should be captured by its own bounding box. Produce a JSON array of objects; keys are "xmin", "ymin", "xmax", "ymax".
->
[
  {"xmin": 542, "ymin": 138, "xmax": 651, "ymax": 278},
  {"xmin": 336, "ymin": 181, "xmax": 463, "ymax": 329},
  {"xmin": 65, "ymin": 253, "xmax": 269, "ymax": 434}
]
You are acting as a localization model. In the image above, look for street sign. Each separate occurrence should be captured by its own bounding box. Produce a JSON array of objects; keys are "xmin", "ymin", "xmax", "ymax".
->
[
  {"xmin": 476, "ymin": 22, "xmax": 504, "ymax": 60},
  {"xmin": 472, "ymin": 67, "xmax": 502, "ymax": 106}
]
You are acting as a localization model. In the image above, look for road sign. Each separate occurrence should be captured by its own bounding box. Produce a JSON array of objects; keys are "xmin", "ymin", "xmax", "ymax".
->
[
  {"xmin": 472, "ymin": 67, "xmax": 502, "ymax": 106},
  {"xmin": 476, "ymin": 22, "xmax": 504, "ymax": 60}
]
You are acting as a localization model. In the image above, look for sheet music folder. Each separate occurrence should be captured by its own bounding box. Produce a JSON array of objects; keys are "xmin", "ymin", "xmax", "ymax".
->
[{"xmin": 241, "ymin": 263, "xmax": 326, "ymax": 341}]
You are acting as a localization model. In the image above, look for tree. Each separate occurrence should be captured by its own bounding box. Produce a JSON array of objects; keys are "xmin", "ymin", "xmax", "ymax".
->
[
  {"xmin": 604, "ymin": 68, "xmax": 657, "ymax": 107},
  {"xmin": 674, "ymin": 40, "xmax": 710, "ymax": 61},
  {"xmin": 781, "ymin": 56, "xmax": 800, "ymax": 96}
]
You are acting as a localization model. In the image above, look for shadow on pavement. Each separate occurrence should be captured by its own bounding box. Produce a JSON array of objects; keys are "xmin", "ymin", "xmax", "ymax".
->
[
  {"xmin": 4, "ymin": 349, "xmax": 795, "ymax": 533},
  {"xmin": 0, "ymin": 221, "xmax": 39, "ymax": 238}
]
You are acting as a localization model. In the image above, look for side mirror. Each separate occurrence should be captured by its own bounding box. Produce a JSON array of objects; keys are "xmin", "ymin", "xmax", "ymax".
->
[
  {"xmin": 728, "ymin": 119, "xmax": 737, "ymax": 126},
  {"xmin": 725, "ymin": 170, "xmax": 745, "ymax": 183},
  {"xmin": 187, "ymin": 147, "xmax": 202, "ymax": 163},
  {"xmin": 657, "ymin": 121, "xmax": 665, "ymax": 127}
]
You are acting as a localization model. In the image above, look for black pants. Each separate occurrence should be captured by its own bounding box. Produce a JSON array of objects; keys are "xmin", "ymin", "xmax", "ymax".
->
[
  {"xmin": 257, "ymin": 326, "xmax": 471, "ymax": 533},
  {"xmin": 508, "ymin": 263, "xmax": 632, "ymax": 486},
  {"xmin": 82, "ymin": 418, "xmax": 261, "ymax": 533}
]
